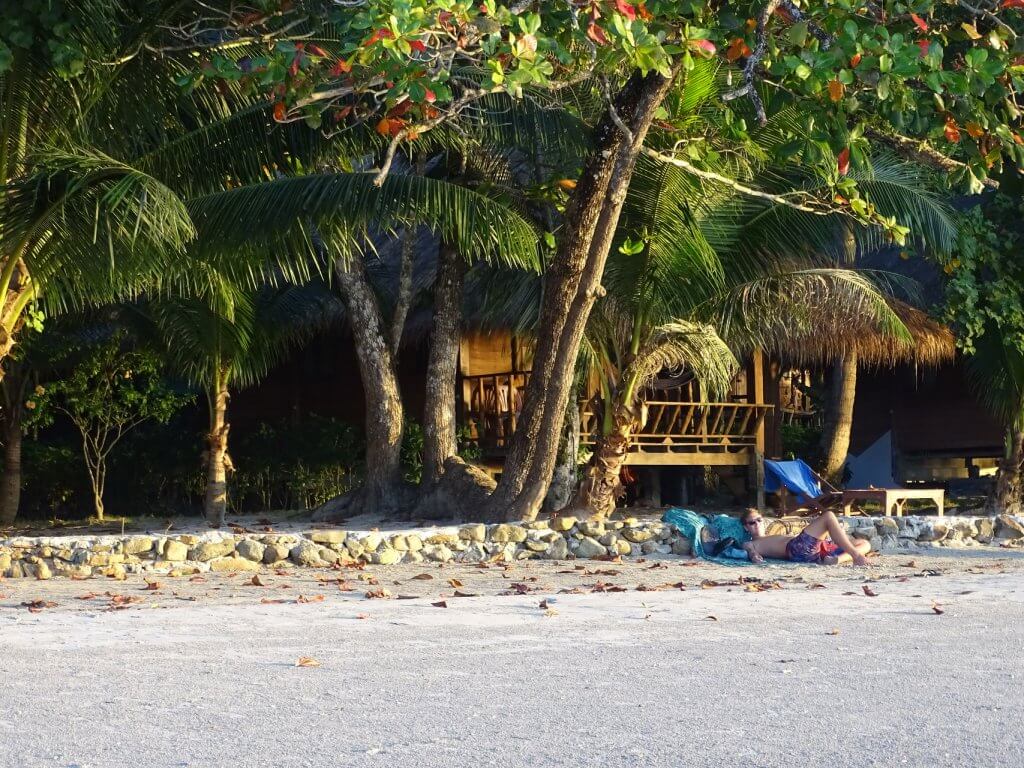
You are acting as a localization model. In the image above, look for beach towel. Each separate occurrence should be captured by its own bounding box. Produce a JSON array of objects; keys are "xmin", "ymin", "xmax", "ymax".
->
[{"xmin": 661, "ymin": 508, "xmax": 751, "ymax": 565}]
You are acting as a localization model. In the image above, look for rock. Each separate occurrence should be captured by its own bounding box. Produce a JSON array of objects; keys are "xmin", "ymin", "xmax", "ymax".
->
[
  {"xmin": 875, "ymin": 518, "xmax": 899, "ymax": 536},
  {"xmin": 461, "ymin": 542, "xmax": 488, "ymax": 562},
  {"xmin": 524, "ymin": 520, "xmax": 549, "ymax": 530},
  {"xmin": 176, "ymin": 535, "xmax": 199, "ymax": 546},
  {"xmin": 578, "ymin": 520, "xmax": 605, "ymax": 537},
  {"xmin": 425, "ymin": 533, "xmax": 460, "ymax": 547},
  {"xmin": 6, "ymin": 561, "xmax": 24, "ymax": 578},
  {"xmin": 188, "ymin": 539, "xmax": 236, "ymax": 562},
  {"xmin": 236, "ymin": 539, "xmax": 266, "ymax": 562},
  {"xmin": 489, "ymin": 524, "xmax": 528, "ymax": 543},
  {"xmin": 544, "ymin": 537, "xmax": 569, "ymax": 560},
  {"xmin": 406, "ymin": 551, "xmax": 424, "ymax": 563},
  {"xmin": 164, "ymin": 540, "xmax": 189, "ymax": 562},
  {"xmin": 918, "ymin": 521, "xmax": 950, "ymax": 542},
  {"xmin": 879, "ymin": 535, "xmax": 900, "ymax": 551},
  {"xmin": 575, "ymin": 537, "xmax": 607, "ymax": 559},
  {"xmin": 123, "ymin": 537, "xmax": 154, "ymax": 556},
  {"xmin": 103, "ymin": 564, "xmax": 127, "ymax": 580},
  {"xmin": 523, "ymin": 539, "xmax": 549, "ymax": 552},
  {"xmin": 640, "ymin": 540, "xmax": 659, "ymax": 555},
  {"xmin": 976, "ymin": 517, "xmax": 995, "ymax": 542},
  {"xmin": 613, "ymin": 540, "xmax": 631, "ymax": 556},
  {"xmin": 621, "ymin": 526, "xmax": 657, "ymax": 544},
  {"xmin": 344, "ymin": 538, "xmax": 365, "ymax": 559},
  {"xmin": 550, "ymin": 516, "xmax": 577, "ymax": 532},
  {"xmin": 404, "ymin": 535, "xmax": 424, "ymax": 552},
  {"xmin": 33, "ymin": 558, "xmax": 52, "ymax": 580},
  {"xmin": 290, "ymin": 541, "xmax": 326, "ymax": 567},
  {"xmin": 0, "ymin": 551, "xmax": 10, "ymax": 573},
  {"xmin": 360, "ymin": 533, "xmax": 383, "ymax": 552},
  {"xmin": 310, "ymin": 530, "xmax": 348, "ymax": 545},
  {"xmin": 671, "ymin": 537, "xmax": 693, "ymax": 556},
  {"xmin": 262, "ymin": 543, "xmax": 291, "ymax": 564},
  {"xmin": 369, "ymin": 548, "xmax": 403, "ymax": 565},
  {"xmin": 422, "ymin": 544, "xmax": 454, "ymax": 562},
  {"xmin": 389, "ymin": 535, "xmax": 411, "ymax": 551},
  {"xmin": 996, "ymin": 515, "xmax": 1024, "ymax": 540},
  {"xmin": 209, "ymin": 556, "xmax": 260, "ymax": 572},
  {"xmin": 654, "ymin": 543, "xmax": 673, "ymax": 555},
  {"xmin": 318, "ymin": 547, "xmax": 342, "ymax": 565},
  {"xmin": 458, "ymin": 524, "xmax": 486, "ymax": 543}
]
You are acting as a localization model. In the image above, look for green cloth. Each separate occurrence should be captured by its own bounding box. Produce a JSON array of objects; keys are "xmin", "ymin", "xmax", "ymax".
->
[{"xmin": 662, "ymin": 508, "xmax": 750, "ymax": 565}]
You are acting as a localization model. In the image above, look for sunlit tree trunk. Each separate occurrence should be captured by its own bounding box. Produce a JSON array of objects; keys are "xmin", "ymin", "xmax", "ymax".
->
[
  {"xmin": 0, "ymin": 404, "xmax": 23, "ymax": 525},
  {"xmin": 819, "ymin": 350, "xmax": 858, "ymax": 484},
  {"xmin": 993, "ymin": 416, "xmax": 1024, "ymax": 515},
  {"xmin": 421, "ymin": 243, "xmax": 464, "ymax": 486},
  {"xmin": 203, "ymin": 367, "xmax": 230, "ymax": 526},
  {"xmin": 486, "ymin": 68, "xmax": 678, "ymax": 522}
]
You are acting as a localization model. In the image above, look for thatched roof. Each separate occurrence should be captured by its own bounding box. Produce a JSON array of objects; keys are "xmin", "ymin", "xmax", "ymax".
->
[{"xmin": 769, "ymin": 297, "xmax": 956, "ymax": 368}]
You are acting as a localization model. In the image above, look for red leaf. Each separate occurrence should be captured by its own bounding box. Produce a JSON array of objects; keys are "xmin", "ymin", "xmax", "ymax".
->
[
  {"xmin": 837, "ymin": 146, "xmax": 851, "ymax": 176},
  {"xmin": 850, "ymin": 53, "xmax": 862, "ymax": 68},
  {"xmin": 423, "ymin": 87, "xmax": 436, "ymax": 103},
  {"xmin": 330, "ymin": 59, "xmax": 352, "ymax": 76},
  {"xmin": 917, "ymin": 39, "xmax": 931, "ymax": 58},
  {"xmin": 910, "ymin": 13, "xmax": 929, "ymax": 32},
  {"xmin": 944, "ymin": 117, "xmax": 961, "ymax": 143},
  {"xmin": 288, "ymin": 55, "xmax": 301, "ymax": 77},
  {"xmin": 689, "ymin": 39, "xmax": 717, "ymax": 57},
  {"xmin": 1003, "ymin": 0, "xmax": 1024, "ymax": 8},
  {"xmin": 365, "ymin": 29, "xmax": 394, "ymax": 46},
  {"xmin": 587, "ymin": 22, "xmax": 609, "ymax": 46},
  {"xmin": 307, "ymin": 44, "xmax": 329, "ymax": 58},
  {"xmin": 409, "ymin": 39, "xmax": 427, "ymax": 53},
  {"xmin": 614, "ymin": 0, "xmax": 637, "ymax": 21},
  {"xmin": 273, "ymin": 102, "xmax": 286, "ymax": 121},
  {"xmin": 726, "ymin": 37, "xmax": 752, "ymax": 63}
]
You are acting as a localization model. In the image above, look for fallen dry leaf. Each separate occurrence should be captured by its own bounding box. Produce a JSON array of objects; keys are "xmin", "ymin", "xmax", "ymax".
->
[
  {"xmin": 76, "ymin": 592, "xmax": 98, "ymax": 600},
  {"xmin": 411, "ymin": 573, "xmax": 434, "ymax": 581},
  {"xmin": 364, "ymin": 588, "xmax": 392, "ymax": 599},
  {"xmin": 807, "ymin": 583, "xmax": 827, "ymax": 590},
  {"xmin": 297, "ymin": 594, "xmax": 325, "ymax": 604},
  {"xmin": 260, "ymin": 598, "xmax": 287, "ymax": 604},
  {"xmin": 143, "ymin": 580, "xmax": 162, "ymax": 591},
  {"xmin": 189, "ymin": 576, "xmax": 206, "ymax": 583},
  {"xmin": 705, "ymin": 614, "xmax": 719, "ymax": 621},
  {"xmin": 447, "ymin": 578, "xmax": 464, "ymax": 588},
  {"xmin": 356, "ymin": 613, "xmax": 370, "ymax": 619},
  {"xmin": 250, "ymin": 574, "xmax": 268, "ymax": 587},
  {"xmin": 22, "ymin": 599, "xmax": 57, "ymax": 612},
  {"xmin": 931, "ymin": 602, "xmax": 945, "ymax": 615},
  {"xmin": 431, "ymin": 600, "xmax": 448, "ymax": 608},
  {"xmin": 826, "ymin": 628, "xmax": 840, "ymax": 635},
  {"xmin": 862, "ymin": 585, "xmax": 879, "ymax": 597},
  {"xmin": 543, "ymin": 608, "xmax": 559, "ymax": 617},
  {"xmin": 453, "ymin": 590, "xmax": 479, "ymax": 597},
  {"xmin": 295, "ymin": 656, "xmax": 321, "ymax": 668}
]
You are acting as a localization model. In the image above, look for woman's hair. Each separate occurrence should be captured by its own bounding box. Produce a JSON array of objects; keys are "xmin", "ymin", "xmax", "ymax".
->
[{"xmin": 740, "ymin": 508, "xmax": 760, "ymax": 524}]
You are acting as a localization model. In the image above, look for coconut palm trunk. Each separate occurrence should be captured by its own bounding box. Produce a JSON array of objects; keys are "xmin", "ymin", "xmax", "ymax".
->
[
  {"xmin": 0, "ymin": 407, "xmax": 23, "ymax": 526},
  {"xmin": 203, "ymin": 367, "xmax": 231, "ymax": 526},
  {"xmin": 567, "ymin": 399, "xmax": 640, "ymax": 520},
  {"xmin": 421, "ymin": 244, "xmax": 464, "ymax": 486},
  {"xmin": 820, "ymin": 350, "xmax": 858, "ymax": 484},
  {"xmin": 993, "ymin": 417, "xmax": 1024, "ymax": 515},
  {"xmin": 486, "ymin": 68, "xmax": 678, "ymax": 522}
]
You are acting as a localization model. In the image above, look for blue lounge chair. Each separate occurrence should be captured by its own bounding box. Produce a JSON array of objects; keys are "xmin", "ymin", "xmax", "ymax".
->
[{"xmin": 764, "ymin": 459, "xmax": 842, "ymax": 514}]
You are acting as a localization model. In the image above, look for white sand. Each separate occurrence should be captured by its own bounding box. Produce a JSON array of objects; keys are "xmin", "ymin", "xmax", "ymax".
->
[{"xmin": 2, "ymin": 549, "xmax": 1024, "ymax": 767}]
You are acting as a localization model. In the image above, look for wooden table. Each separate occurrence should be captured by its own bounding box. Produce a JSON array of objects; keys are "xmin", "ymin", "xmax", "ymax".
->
[{"xmin": 841, "ymin": 488, "xmax": 945, "ymax": 517}]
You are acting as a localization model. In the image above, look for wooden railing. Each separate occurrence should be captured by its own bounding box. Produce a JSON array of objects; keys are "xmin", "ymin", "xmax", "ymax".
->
[
  {"xmin": 460, "ymin": 371, "xmax": 531, "ymax": 451},
  {"xmin": 580, "ymin": 401, "xmax": 772, "ymax": 454}
]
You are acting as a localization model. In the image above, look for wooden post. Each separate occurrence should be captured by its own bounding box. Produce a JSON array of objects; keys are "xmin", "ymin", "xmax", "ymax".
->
[{"xmin": 751, "ymin": 349, "xmax": 766, "ymax": 510}]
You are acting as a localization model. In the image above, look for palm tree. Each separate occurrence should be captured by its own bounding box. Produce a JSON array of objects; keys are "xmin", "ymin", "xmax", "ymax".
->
[{"xmin": 144, "ymin": 280, "xmax": 341, "ymax": 525}]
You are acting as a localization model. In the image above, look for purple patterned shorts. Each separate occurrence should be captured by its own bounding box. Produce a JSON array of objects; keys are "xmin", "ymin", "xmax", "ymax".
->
[{"xmin": 786, "ymin": 531, "xmax": 842, "ymax": 563}]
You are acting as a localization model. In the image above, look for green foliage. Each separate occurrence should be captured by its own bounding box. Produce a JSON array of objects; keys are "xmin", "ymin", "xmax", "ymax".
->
[
  {"xmin": 401, "ymin": 420, "xmax": 483, "ymax": 484},
  {"xmin": 780, "ymin": 421, "xmax": 822, "ymax": 462},
  {"xmin": 229, "ymin": 414, "xmax": 365, "ymax": 511},
  {"xmin": 942, "ymin": 193, "xmax": 1024, "ymax": 427}
]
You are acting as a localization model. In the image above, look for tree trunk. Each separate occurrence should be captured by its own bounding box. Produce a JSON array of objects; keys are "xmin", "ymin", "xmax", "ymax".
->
[
  {"xmin": 486, "ymin": 68, "xmax": 678, "ymax": 522},
  {"xmin": 421, "ymin": 243, "xmax": 464, "ymax": 486},
  {"xmin": 993, "ymin": 421, "xmax": 1024, "ymax": 515},
  {"xmin": 544, "ymin": 388, "xmax": 582, "ymax": 513},
  {"xmin": 390, "ymin": 225, "xmax": 416, "ymax": 356},
  {"xmin": 820, "ymin": 350, "xmax": 858, "ymax": 484},
  {"xmin": 203, "ymin": 373, "xmax": 230, "ymax": 526},
  {"xmin": 335, "ymin": 252, "xmax": 406, "ymax": 514},
  {"xmin": 0, "ymin": 407, "xmax": 22, "ymax": 525},
  {"xmin": 563, "ymin": 400, "xmax": 637, "ymax": 520}
]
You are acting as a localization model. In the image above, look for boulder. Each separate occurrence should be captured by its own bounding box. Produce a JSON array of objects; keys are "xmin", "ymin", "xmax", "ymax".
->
[
  {"xmin": 290, "ymin": 541, "xmax": 326, "ymax": 567},
  {"xmin": 360, "ymin": 533, "xmax": 383, "ymax": 552},
  {"xmin": 918, "ymin": 520, "xmax": 950, "ymax": 542},
  {"xmin": 544, "ymin": 537, "xmax": 569, "ymax": 560},
  {"xmin": 575, "ymin": 537, "xmax": 607, "ymax": 559},
  {"xmin": 422, "ymin": 544, "xmax": 454, "ymax": 563},
  {"xmin": 458, "ymin": 524, "xmax": 487, "ymax": 543},
  {"xmin": 578, "ymin": 520, "xmax": 605, "ymax": 537},
  {"xmin": 262, "ymin": 543, "xmax": 291, "ymax": 564},
  {"xmin": 188, "ymin": 539, "xmax": 236, "ymax": 562},
  {"xmin": 996, "ymin": 515, "xmax": 1024, "ymax": 540},
  {"xmin": 369, "ymin": 548, "xmax": 403, "ymax": 565},
  {"xmin": 621, "ymin": 526, "xmax": 657, "ymax": 544},
  {"xmin": 550, "ymin": 516, "xmax": 577, "ymax": 532},
  {"xmin": 209, "ymin": 556, "xmax": 260, "ymax": 572},
  {"xmin": 310, "ymin": 530, "xmax": 348, "ymax": 545},
  {"xmin": 523, "ymin": 539, "xmax": 549, "ymax": 553},
  {"xmin": 123, "ymin": 537, "xmax": 154, "ymax": 556},
  {"xmin": 671, "ymin": 537, "xmax": 693, "ymax": 556},
  {"xmin": 0, "ymin": 551, "xmax": 10, "ymax": 573},
  {"xmin": 404, "ymin": 534, "xmax": 424, "ymax": 552},
  {"xmin": 640, "ymin": 540, "xmax": 659, "ymax": 555},
  {"xmin": 425, "ymin": 533, "xmax": 460, "ymax": 547},
  {"xmin": 164, "ymin": 540, "xmax": 189, "ymax": 562},
  {"xmin": 488, "ymin": 524, "xmax": 527, "ymax": 543},
  {"xmin": 236, "ymin": 539, "xmax": 266, "ymax": 562},
  {"xmin": 875, "ymin": 518, "xmax": 899, "ymax": 536},
  {"xmin": 318, "ymin": 547, "xmax": 342, "ymax": 565},
  {"xmin": 976, "ymin": 517, "xmax": 995, "ymax": 542},
  {"xmin": 460, "ymin": 542, "xmax": 488, "ymax": 562}
]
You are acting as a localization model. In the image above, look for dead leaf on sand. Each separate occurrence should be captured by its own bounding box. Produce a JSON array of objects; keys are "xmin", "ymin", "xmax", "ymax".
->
[
  {"xmin": 364, "ymin": 588, "xmax": 392, "ymax": 599},
  {"xmin": 297, "ymin": 594, "xmax": 325, "ymax": 604},
  {"xmin": 453, "ymin": 590, "xmax": 479, "ymax": 597},
  {"xmin": 295, "ymin": 656, "xmax": 321, "ymax": 668},
  {"xmin": 22, "ymin": 599, "xmax": 57, "ymax": 612},
  {"xmin": 862, "ymin": 585, "xmax": 879, "ymax": 597},
  {"xmin": 826, "ymin": 628, "xmax": 840, "ymax": 635},
  {"xmin": 931, "ymin": 602, "xmax": 945, "ymax": 615},
  {"xmin": 431, "ymin": 600, "xmax": 448, "ymax": 608},
  {"xmin": 249, "ymin": 574, "xmax": 268, "ymax": 587},
  {"xmin": 447, "ymin": 578, "xmax": 464, "ymax": 588},
  {"xmin": 705, "ymin": 615, "xmax": 719, "ymax": 622},
  {"xmin": 411, "ymin": 573, "xmax": 434, "ymax": 581},
  {"xmin": 143, "ymin": 580, "xmax": 162, "ymax": 591}
]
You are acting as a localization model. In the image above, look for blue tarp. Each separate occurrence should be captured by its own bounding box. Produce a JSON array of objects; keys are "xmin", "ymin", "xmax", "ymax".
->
[
  {"xmin": 764, "ymin": 459, "xmax": 822, "ymax": 503},
  {"xmin": 661, "ymin": 508, "xmax": 750, "ymax": 565}
]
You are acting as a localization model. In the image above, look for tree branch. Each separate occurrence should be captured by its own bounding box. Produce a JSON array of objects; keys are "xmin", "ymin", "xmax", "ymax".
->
[{"xmin": 864, "ymin": 127, "xmax": 999, "ymax": 188}]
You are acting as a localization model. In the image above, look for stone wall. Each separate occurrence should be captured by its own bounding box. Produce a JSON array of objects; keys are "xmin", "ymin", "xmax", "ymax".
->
[{"xmin": 2, "ymin": 513, "xmax": 1022, "ymax": 579}]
